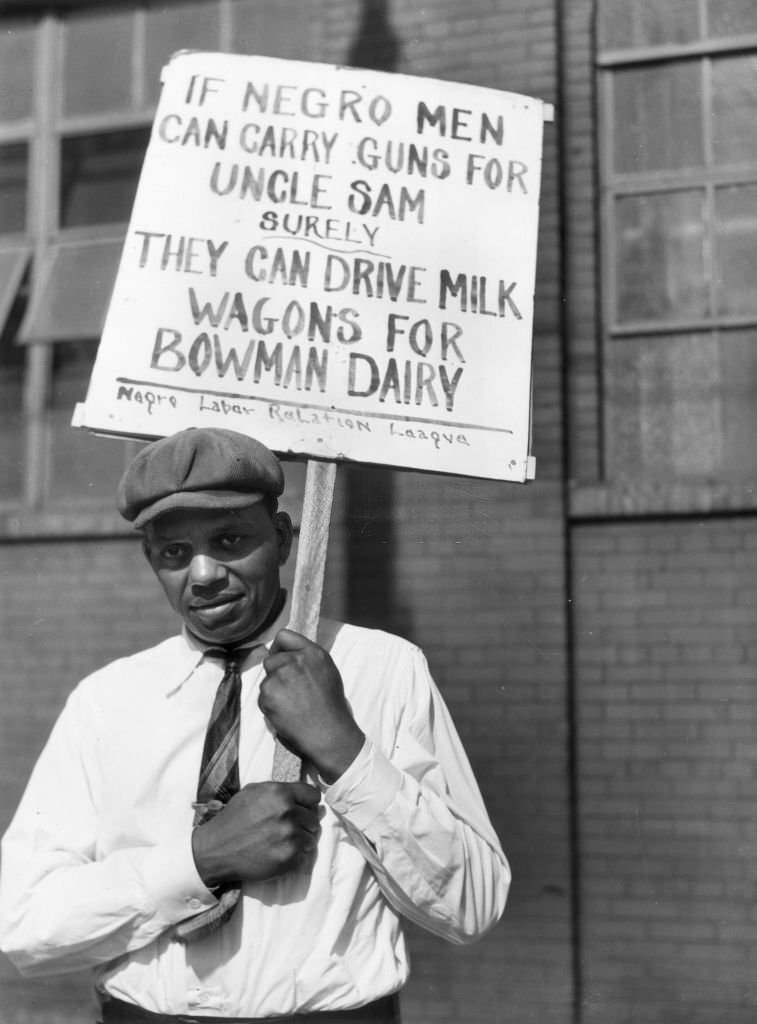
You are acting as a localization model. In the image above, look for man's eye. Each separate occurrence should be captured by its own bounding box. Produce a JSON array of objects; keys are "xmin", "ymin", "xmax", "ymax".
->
[
  {"xmin": 161, "ymin": 543, "xmax": 188, "ymax": 561},
  {"xmin": 218, "ymin": 534, "xmax": 242, "ymax": 550}
]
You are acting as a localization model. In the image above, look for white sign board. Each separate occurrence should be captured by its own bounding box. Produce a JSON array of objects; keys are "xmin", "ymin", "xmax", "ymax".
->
[{"xmin": 74, "ymin": 52, "xmax": 547, "ymax": 482}]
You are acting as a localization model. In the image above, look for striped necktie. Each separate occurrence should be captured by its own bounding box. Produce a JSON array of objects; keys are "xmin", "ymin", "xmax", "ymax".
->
[
  {"xmin": 175, "ymin": 645, "xmax": 255, "ymax": 943},
  {"xmin": 192, "ymin": 647, "xmax": 247, "ymax": 826}
]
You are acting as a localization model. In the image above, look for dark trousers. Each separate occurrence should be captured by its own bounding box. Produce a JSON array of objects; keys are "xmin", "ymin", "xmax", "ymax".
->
[{"xmin": 100, "ymin": 994, "xmax": 400, "ymax": 1024}]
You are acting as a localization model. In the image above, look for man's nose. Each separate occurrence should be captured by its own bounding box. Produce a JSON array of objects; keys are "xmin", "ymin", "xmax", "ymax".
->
[{"xmin": 189, "ymin": 554, "xmax": 225, "ymax": 586}]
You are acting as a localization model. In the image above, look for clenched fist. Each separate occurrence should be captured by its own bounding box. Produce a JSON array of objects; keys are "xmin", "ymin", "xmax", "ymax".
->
[
  {"xmin": 191, "ymin": 781, "xmax": 322, "ymax": 888},
  {"xmin": 260, "ymin": 629, "xmax": 365, "ymax": 784}
]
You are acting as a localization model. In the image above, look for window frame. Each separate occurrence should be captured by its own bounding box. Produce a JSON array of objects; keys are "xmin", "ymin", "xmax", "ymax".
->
[
  {"xmin": 1, "ymin": 0, "xmax": 317, "ymax": 524},
  {"xmin": 597, "ymin": 2, "xmax": 757, "ymax": 484},
  {"xmin": 599, "ymin": 33, "xmax": 757, "ymax": 339},
  {"xmin": 0, "ymin": 3, "xmax": 232, "ymax": 518}
]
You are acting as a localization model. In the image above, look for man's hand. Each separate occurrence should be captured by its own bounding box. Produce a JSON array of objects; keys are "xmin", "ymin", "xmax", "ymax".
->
[
  {"xmin": 260, "ymin": 629, "xmax": 366, "ymax": 784},
  {"xmin": 191, "ymin": 782, "xmax": 321, "ymax": 889}
]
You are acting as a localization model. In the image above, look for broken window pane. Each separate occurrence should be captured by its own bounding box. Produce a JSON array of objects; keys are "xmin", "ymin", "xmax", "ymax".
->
[
  {"xmin": 20, "ymin": 237, "xmax": 123, "ymax": 344},
  {"xmin": 0, "ymin": 142, "xmax": 28, "ymax": 234},
  {"xmin": 0, "ymin": 246, "xmax": 30, "ymax": 336},
  {"xmin": 48, "ymin": 340, "xmax": 129, "ymax": 503},
  {"xmin": 59, "ymin": 128, "xmax": 149, "ymax": 228},
  {"xmin": 0, "ymin": 303, "xmax": 26, "ymax": 502}
]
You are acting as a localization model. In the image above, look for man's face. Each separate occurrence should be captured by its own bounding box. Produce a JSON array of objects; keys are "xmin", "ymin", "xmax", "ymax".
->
[{"xmin": 143, "ymin": 504, "xmax": 293, "ymax": 646}]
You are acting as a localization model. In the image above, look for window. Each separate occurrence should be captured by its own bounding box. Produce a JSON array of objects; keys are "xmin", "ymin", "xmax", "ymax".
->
[
  {"xmin": 0, "ymin": 143, "xmax": 29, "ymax": 234},
  {"xmin": 60, "ymin": 129, "xmax": 151, "ymax": 229},
  {"xmin": 598, "ymin": 0, "xmax": 757, "ymax": 480},
  {"xmin": 0, "ymin": 286, "xmax": 27, "ymax": 504},
  {"xmin": 0, "ymin": 0, "xmax": 317, "ymax": 519}
]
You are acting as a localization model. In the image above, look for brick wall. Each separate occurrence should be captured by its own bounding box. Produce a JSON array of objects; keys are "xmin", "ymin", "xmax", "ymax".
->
[
  {"xmin": 392, "ymin": 475, "xmax": 572, "ymax": 1024},
  {"xmin": 342, "ymin": 467, "xmax": 572, "ymax": 1024},
  {"xmin": 572, "ymin": 517, "xmax": 757, "ymax": 1023},
  {"xmin": 560, "ymin": 1, "xmax": 757, "ymax": 1018},
  {"xmin": 561, "ymin": 0, "xmax": 602, "ymax": 485},
  {"xmin": 321, "ymin": 1, "xmax": 572, "ymax": 1021},
  {"xmin": 0, "ymin": 1, "xmax": 572, "ymax": 1022}
]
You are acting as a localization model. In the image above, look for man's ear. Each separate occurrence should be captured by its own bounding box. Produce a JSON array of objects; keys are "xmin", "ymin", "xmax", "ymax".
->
[{"xmin": 274, "ymin": 511, "xmax": 294, "ymax": 566}]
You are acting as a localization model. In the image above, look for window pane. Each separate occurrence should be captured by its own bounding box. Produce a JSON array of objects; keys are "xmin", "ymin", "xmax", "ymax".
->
[
  {"xmin": 0, "ymin": 247, "xmax": 30, "ymax": 333},
  {"xmin": 711, "ymin": 55, "xmax": 757, "ymax": 166},
  {"xmin": 607, "ymin": 333, "xmax": 722, "ymax": 480},
  {"xmin": 0, "ymin": 20, "xmax": 35, "ymax": 122},
  {"xmin": 0, "ymin": 309, "xmax": 26, "ymax": 503},
  {"xmin": 615, "ymin": 191, "xmax": 708, "ymax": 322},
  {"xmin": 62, "ymin": 9, "xmax": 135, "ymax": 116},
  {"xmin": 60, "ymin": 129, "xmax": 149, "ymax": 228},
  {"xmin": 0, "ymin": 143, "xmax": 28, "ymax": 233},
  {"xmin": 613, "ymin": 63, "xmax": 703, "ymax": 173},
  {"xmin": 231, "ymin": 0, "xmax": 315, "ymax": 58},
  {"xmin": 714, "ymin": 185, "xmax": 757, "ymax": 316},
  {"xmin": 145, "ymin": 2, "xmax": 221, "ymax": 106},
  {"xmin": 720, "ymin": 330, "xmax": 757, "ymax": 477},
  {"xmin": 598, "ymin": 0, "xmax": 700, "ymax": 49},
  {"xmin": 20, "ymin": 238, "xmax": 123, "ymax": 344},
  {"xmin": 48, "ymin": 341, "xmax": 128, "ymax": 503},
  {"xmin": 708, "ymin": 0, "xmax": 757, "ymax": 38}
]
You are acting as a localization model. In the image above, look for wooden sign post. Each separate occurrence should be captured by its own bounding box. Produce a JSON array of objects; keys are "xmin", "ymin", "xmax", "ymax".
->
[
  {"xmin": 288, "ymin": 459, "xmax": 338, "ymax": 643},
  {"xmin": 272, "ymin": 457, "xmax": 337, "ymax": 782}
]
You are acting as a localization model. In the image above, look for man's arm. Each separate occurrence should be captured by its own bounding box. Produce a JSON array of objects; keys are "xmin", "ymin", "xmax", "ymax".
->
[
  {"xmin": 0, "ymin": 691, "xmax": 215, "ymax": 976},
  {"xmin": 0, "ymin": 688, "xmax": 320, "ymax": 976},
  {"xmin": 258, "ymin": 629, "xmax": 510, "ymax": 944}
]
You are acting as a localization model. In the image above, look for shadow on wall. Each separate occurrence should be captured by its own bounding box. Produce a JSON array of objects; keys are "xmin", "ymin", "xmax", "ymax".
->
[
  {"xmin": 344, "ymin": 2, "xmax": 412, "ymax": 637},
  {"xmin": 348, "ymin": 0, "xmax": 401, "ymax": 70}
]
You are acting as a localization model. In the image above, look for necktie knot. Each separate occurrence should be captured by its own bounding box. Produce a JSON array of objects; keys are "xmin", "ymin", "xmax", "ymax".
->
[{"xmin": 203, "ymin": 645, "xmax": 257, "ymax": 670}]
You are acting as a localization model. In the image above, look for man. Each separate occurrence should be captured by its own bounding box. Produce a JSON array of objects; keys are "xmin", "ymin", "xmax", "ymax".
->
[{"xmin": 0, "ymin": 427, "xmax": 509, "ymax": 1023}]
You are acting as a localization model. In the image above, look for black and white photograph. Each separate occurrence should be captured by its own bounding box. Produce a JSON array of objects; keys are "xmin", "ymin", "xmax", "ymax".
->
[{"xmin": 0, "ymin": 2, "xmax": 754, "ymax": 1023}]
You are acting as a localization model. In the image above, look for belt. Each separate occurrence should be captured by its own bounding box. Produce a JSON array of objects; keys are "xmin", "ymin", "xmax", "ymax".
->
[{"xmin": 100, "ymin": 994, "xmax": 399, "ymax": 1024}]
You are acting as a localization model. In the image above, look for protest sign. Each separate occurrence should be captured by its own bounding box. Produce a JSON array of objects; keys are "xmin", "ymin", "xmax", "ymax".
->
[{"xmin": 74, "ymin": 51, "xmax": 548, "ymax": 482}]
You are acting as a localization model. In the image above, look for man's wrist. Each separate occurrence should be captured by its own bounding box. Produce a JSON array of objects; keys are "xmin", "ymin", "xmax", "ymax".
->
[
  {"xmin": 312, "ymin": 725, "xmax": 366, "ymax": 785},
  {"xmin": 191, "ymin": 823, "xmax": 231, "ymax": 890},
  {"xmin": 138, "ymin": 833, "xmax": 219, "ymax": 924},
  {"xmin": 324, "ymin": 742, "xmax": 403, "ymax": 830}
]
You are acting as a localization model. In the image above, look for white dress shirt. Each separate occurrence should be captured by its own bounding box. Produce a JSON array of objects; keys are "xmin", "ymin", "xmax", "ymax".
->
[{"xmin": 0, "ymin": 603, "xmax": 509, "ymax": 1017}]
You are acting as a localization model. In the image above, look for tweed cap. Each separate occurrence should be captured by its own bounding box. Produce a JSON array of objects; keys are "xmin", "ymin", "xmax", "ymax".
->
[{"xmin": 117, "ymin": 427, "xmax": 284, "ymax": 529}]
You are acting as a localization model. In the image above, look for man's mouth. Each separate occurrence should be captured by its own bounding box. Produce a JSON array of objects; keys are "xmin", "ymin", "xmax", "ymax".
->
[{"xmin": 191, "ymin": 594, "xmax": 243, "ymax": 614}]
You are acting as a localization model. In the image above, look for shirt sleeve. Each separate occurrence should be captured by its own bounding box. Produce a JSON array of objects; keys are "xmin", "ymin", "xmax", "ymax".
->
[
  {"xmin": 0, "ymin": 690, "xmax": 216, "ymax": 977},
  {"xmin": 322, "ymin": 644, "xmax": 510, "ymax": 945}
]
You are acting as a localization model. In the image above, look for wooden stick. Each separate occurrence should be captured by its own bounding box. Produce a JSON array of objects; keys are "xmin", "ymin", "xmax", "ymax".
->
[
  {"xmin": 272, "ymin": 458, "xmax": 337, "ymax": 782},
  {"xmin": 288, "ymin": 459, "xmax": 338, "ymax": 641}
]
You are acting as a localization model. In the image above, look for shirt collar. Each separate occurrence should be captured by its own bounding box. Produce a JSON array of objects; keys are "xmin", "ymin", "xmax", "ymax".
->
[{"xmin": 162, "ymin": 589, "xmax": 292, "ymax": 696}]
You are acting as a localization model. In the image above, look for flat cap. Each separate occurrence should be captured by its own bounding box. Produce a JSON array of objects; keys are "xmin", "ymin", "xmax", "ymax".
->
[{"xmin": 117, "ymin": 427, "xmax": 284, "ymax": 529}]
